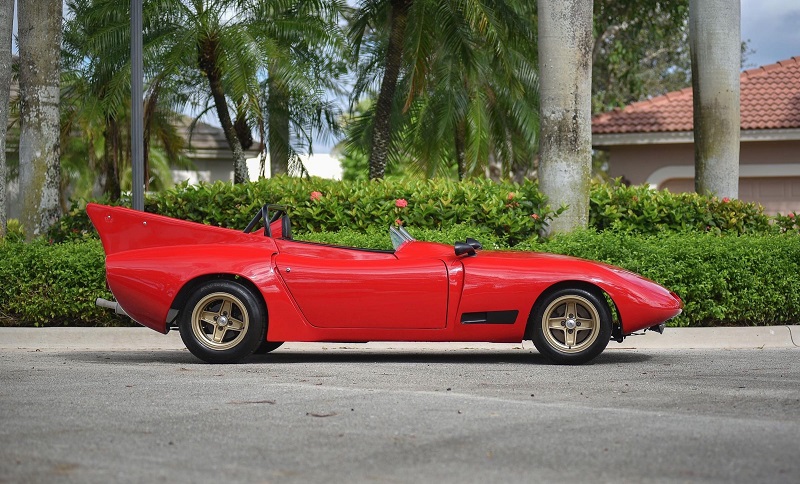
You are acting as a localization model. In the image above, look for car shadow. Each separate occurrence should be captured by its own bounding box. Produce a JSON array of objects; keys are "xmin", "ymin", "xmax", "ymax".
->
[{"xmin": 60, "ymin": 348, "xmax": 652, "ymax": 366}]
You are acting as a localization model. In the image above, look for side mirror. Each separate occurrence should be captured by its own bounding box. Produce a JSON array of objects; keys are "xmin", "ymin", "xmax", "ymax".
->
[
  {"xmin": 465, "ymin": 238, "xmax": 483, "ymax": 250},
  {"xmin": 454, "ymin": 241, "xmax": 477, "ymax": 257}
]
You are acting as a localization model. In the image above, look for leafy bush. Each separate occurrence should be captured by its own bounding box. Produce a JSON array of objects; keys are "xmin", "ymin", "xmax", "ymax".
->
[
  {"xmin": 297, "ymin": 224, "xmax": 506, "ymax": 250},
  {"xmin": 518, "ymin": 231, "xmax": 800, "ymax": 327},
  {"xmin": 3, "ymin": 230, "xmax": 798, "ymax": 328},
  {"xmin": 0, "ymin": 239, "xmax": 124, "ymax": 327},
  {"xmin": 50, "ymin": 178, "xmax": 791, "ymax": 244},
  {"xmin": 589, "ymin": 181, "xmax": 773, "ymax": 235}
]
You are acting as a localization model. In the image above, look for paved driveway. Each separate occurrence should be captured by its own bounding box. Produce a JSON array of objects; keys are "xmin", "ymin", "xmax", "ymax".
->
[{"xmin": 1, "ymin": 329, "xmax": 798, "ymax": 483}]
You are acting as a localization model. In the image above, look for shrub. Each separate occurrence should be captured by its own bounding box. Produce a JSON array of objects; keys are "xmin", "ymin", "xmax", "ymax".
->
[
  {"xmin": 3, "ymin": 230, "xmax": 798, "ymax": 328},
  {"xmin": 589, "ymin": 181, "xmax": 773, "ymax": 235},
  {"xmin": 50, "ymin": 178, "xmax": 789, "ymax": 244},
  {"xmin": 0, "ymin": 239, "xmax": 125, "ymax": 327},
  {"xmin": 518, "ymin": 231, "xmax": 800, "ymax": 327}
]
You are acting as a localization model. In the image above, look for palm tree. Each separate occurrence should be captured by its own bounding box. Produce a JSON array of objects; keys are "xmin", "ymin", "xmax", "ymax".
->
[
  {"xmin": 348, "ymin": 0, "xmax": 539, "ymax": 180},
  {"xmin": 18, "ymin": 0, "xmax": 63, "ymax": 239},
  {"xmin": 0, "ymin": 0, "xmax": 13, "ymax": 236},
  {"xmin": 689, "ymin": 0, "xmax": 740, "ymax": 199},
  {"xmin": 537, "ymin": 0, "xmax": 593, "ymax": 235},
  {"xmin": 62, "ymin": 0, "xmax": 191, "ymax": 199},
  {"xmin": 250, "ymin": 1, "xmax": 347, "ymax": 177}
]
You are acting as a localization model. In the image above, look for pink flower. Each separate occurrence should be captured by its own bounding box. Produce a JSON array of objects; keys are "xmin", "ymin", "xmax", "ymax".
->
[
  {"xmin": 531, "ymin": 213, "xmax": 540, "ymax": 220},
  {"xmin": 395, "ymin": 218, "xmax": 403, "ymax": 226},
  {"xmin": 310, "ymin": 191, "xmax": 322, "ymax": 201},
  {"xmin": 722, "ymin": 197, "xmax": 730, "ymax": 203},
  {"xmin": 789, "ymin": 213, "xmax": 795, "ymax": 219},
  {"xmin": 395, "ymin": 198, "xmax": 408, "ymax": 208},
  {"xmin": 507, "ymin": 192, "xmax": 515, "ymax": 200}
]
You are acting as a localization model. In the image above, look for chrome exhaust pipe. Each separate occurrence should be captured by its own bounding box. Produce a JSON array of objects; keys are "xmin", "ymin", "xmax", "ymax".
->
[{"xmin": 96, "ymin": 298, "xmax": 129, "ymax": 317}]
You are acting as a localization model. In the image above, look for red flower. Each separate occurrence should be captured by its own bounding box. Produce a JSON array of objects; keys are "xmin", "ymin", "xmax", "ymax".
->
[
  {"xmin": 531, "ymin": 213, "xmax": 540, "ymax": 220},
  {"xmin": 395, "ymin": 198, "xmax": 408, "ymax": 208},
  {"xmin": 507, "ymin": 192, "xmax": 515, "ymax": 200},
  {"xmin": 310, "ymin": 191, "xmax": 322, "ymax": 201},
  {"xmin": 722, "ymin": 197, "xmax": 730, "ymax": 203},
  {"xmin": 395, "ymin": 218, "xmax": 403, "ymax": 226},
  {"xmin": 788, "ymin": 213, "xmax": 795, "ymax": 219}
]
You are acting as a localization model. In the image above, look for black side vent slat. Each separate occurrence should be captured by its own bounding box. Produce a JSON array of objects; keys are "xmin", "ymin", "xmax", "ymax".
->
[{"xmin": 460, "ymin": 310, "xmax": 518, "ymax": 324}]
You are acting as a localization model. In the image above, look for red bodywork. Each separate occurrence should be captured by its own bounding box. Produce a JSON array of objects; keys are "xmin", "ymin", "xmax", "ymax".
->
[{"xmin": 87, "ymin": 203, "xmax": 682, "ymax": 342}]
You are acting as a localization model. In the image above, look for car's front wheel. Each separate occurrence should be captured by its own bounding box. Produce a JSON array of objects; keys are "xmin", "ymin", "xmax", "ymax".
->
[
  {"xmin": 179, "ymin": 280, "xmax": 266, "ymax": 363},
  {"xmin": 530, "ymin": 288, "xmax": 612, "ymax": 364}
]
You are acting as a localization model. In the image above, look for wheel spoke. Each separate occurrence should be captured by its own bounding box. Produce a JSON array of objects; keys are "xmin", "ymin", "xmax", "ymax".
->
[
  {"xmin": 220, "ymin": 300, "xmax": 233, "ymax": 318},
  {"xmin": 565, "ymin": 328, "xmax": 577, "ymax": 347},
  {"xmin": 227, "ymin": 317, "xmax": 245, "ymax": 332},
  {"xmin": 575, "ymin": 316, "xmax": 595, "ymax": 330},
  {"xmin": 212, "ymin": 324, "xmax": 226, "ymax": 343},
  {"xmin": 547, "ymin": 316, "xmax": 565, "ymax": 330},
  {"xmin": 566, "ymin": 301, "xmax": 578, "ymax": 319},
  {"xmin": 199, "ymin": 310, "xmax": 218, "ymax": 325}
]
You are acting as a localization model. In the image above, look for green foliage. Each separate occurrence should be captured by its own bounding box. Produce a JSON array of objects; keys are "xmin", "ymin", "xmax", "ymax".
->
[
  {"xmin": 4, "ymin": 230, "xmax": 799, "ymax": 328},
  {"xmin": 142, "ymin": 177, "xmax": 555, "ymax": 245},
  {"xmin": 589, "ymin": 181, "xmax": 773, "ymax": 235},
  {"xmin": 0, "ymin": 239, "xmax": 124, "ymax": 327},
  {"xmin": 297, "ymin": 223, "xmax": 505, "ymax": 250},
  {"xmin": 772, "ymin": 211, "xmax": 800, "ymax": 234},
  {"xmin": 519, "ymin": 231, "xmax": 800, "ymax": 327}
]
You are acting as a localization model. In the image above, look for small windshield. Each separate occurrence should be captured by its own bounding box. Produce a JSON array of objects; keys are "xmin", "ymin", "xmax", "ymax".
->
[{"xmin": 389, "ymin": 225, "xmax": 415, "ymax": 249}]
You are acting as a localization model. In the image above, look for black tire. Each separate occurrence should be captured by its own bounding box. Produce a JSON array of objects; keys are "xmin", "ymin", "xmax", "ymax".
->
[
  {"xmin": 179, "ymin": 280, "xmax": 266, "ymax": 363},
  {"xmin": 529, "ymin": 287, "xmax": 612, "ymax": 365},
  {"xmin": 253, "ymin": 341, "xmax": 283, "ymax": 354}
]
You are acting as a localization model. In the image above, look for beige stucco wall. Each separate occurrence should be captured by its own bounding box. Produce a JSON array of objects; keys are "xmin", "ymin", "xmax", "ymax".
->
[{"xmin": 604, "ymin": 139, "xmax": 800, "ymax": 213}]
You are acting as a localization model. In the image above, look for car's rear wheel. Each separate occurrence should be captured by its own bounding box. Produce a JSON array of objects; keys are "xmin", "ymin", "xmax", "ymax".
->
[
  {"xmin": 530, "ymin": 288, "xmax": 611, "ymax": 364},
  {"xmin": 179, "ymin": 280, "xmax": 266, "ymax": 363}
]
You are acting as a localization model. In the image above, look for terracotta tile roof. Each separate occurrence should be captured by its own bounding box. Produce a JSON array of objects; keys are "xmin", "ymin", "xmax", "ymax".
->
[{"xmin": 592, "ymin": 56, "xmax": 800, "ymax": 134}]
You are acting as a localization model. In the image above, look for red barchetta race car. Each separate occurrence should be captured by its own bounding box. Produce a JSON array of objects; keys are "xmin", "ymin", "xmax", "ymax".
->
[{"xmin": 87, "ymin": 202, "xmax": 682, "ymax": 365}]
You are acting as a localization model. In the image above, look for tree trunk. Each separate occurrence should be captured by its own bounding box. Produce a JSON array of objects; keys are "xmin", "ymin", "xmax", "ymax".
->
[
  {"xmin": 18, "ymin": 0, "xmax": 62, "ymax": 239},
  {"xmin": 454, "ymin": 119, "xmax": 467, "ymax": 180},
  {"xmin": 368, "ymin": 0, "xmax": 412, "ymax": 180},
  {"xmin": 268, "ymin": 65, "xmax": 290, "ymax": 177},
  {"xmin": 102, "ymin": 118, "xmax": 122, "ymax": 201},
  {"xmin": 537, "ymin": 0, "xmax": 593, "ymax": 236},
  {"xmin": 690, "ymin": 0, "xmax": 740, "ymax": 199},
  {"xmin": 198, "ymin": 38, "xmax": 249, "ymax": 184},
  {"xmin": 0, "ymin": 0, "xmax": 13, "ymax": 237}
]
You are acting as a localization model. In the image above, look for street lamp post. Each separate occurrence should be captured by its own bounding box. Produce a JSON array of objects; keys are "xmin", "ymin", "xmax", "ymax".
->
[{"xmin": 130, "ymin": 0, "xmax": 144, "ymax": 211}]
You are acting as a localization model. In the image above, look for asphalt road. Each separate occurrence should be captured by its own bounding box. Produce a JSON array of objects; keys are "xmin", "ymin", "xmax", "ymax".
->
[{"xmin": 1, "ymin": 341, "xmax": 799, "ymax": 483}]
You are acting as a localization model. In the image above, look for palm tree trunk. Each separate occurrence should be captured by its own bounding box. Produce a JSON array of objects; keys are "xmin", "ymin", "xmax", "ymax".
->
[
  {"xmin": 102, "ymin": 118, "xmax": 122, "ymax": 201},
  {"xmin": 198, "ymin": 39, "xmax": 249, "ymax": 184},
  {"xmin": 455, "ymin": 119, "xmax": 467, "ymax": 180},
  {"xmin": 268, "ymin": 65, "xmax": 290, "ymax": 177},
  {"xmin": 18, "ymin": 0, "xmax": 62, "ymax": 239},
  {"xmin": 0, "ymin": 0, "xmax": 13, "ymax": 237},
  {"xmin": 537, "ymin": 0, "xmax": 593, "ymax": 236},
  {"xmin": 690, "ymin": 0, "xmax": 740, "ymax": 199},
  {"xmin": 368, "ymin": 0, "xmax": 412, "ymax": 180}
]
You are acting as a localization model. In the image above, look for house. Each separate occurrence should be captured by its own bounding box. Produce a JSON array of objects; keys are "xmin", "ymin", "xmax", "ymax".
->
[
  {"xmin": 173, "ymin": 117, "xmax": 343, "ymax": 183},
  {"xmin": 591, "ymin": 56, "xmax": 800, "ymax": 214}
]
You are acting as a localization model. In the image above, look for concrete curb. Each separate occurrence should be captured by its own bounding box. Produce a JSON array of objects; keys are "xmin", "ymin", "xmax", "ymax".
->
[{"xmin": 1, "ymin": 326, "xmax": 797, "ymax": 352}]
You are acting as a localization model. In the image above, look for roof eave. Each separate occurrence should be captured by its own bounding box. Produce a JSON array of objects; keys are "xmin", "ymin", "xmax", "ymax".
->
[{"xmin": 592, "ymin": 128, "xmax": 800, "ymax": 147}]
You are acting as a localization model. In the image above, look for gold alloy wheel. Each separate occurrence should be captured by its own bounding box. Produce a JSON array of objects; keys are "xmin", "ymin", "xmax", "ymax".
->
[
  {"xmin": 541, "ymin": 294, "xmax": 601, "ymax": 353},
  {"xmin": 190, "ymin": 292, "xmax": 250, "ymax": 351}
]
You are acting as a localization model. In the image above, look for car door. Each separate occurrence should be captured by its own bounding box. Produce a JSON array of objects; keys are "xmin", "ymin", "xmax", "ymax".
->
[{"xmin": 275, "ymin": 251, "xmax": 448, "ymax": 329}]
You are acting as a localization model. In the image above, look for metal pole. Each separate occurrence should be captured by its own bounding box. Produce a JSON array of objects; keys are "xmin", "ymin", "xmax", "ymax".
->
[{"xmin": 130, "ymin": 0, "xmax": 144, "ymax": 211}]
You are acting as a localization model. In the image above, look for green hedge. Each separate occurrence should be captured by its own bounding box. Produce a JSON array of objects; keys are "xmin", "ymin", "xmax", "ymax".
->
[
  {"xmin": 0, "ymin": 239, "xmax": 123, "ymax": 327},
  {"xmin": 4, "ymin": 231, "xmax": 798, "ymax": 328},
  {"xmin": 49, "ymin": 177, "xmax": 799, "ymax": 244}
]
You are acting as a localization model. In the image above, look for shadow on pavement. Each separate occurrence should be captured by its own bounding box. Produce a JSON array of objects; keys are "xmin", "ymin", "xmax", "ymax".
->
[{"xmin": 58, "ymin": 348, "xmax": 652, "ymax": 366}]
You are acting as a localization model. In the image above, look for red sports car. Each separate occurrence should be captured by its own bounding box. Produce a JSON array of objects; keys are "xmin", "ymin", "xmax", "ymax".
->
[{"xmin": 88, "ymin": 203, "xmax": 682, "ymax": 365}]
